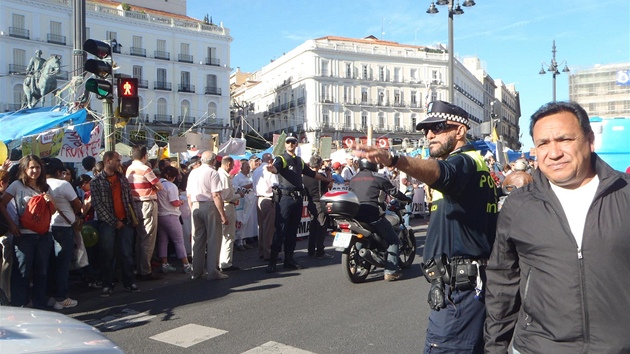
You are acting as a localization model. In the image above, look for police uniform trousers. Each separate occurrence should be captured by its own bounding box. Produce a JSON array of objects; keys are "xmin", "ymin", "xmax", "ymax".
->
[
  {"xmin": 424, "ymin": 286, "xmax": 486, "ymax": 353},
  {"xmin": 190, "ymin": 201, "xmax": 222, "ymax": 279},
  {"xmin": 270, "ymin": 193, "xmax": 302, "ymax": 260}
]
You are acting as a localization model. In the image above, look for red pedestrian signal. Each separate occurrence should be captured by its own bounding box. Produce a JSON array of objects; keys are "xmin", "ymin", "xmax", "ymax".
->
[{"xmin": 117, "ymin": 78, "xmax": 138, "ymax": 97}]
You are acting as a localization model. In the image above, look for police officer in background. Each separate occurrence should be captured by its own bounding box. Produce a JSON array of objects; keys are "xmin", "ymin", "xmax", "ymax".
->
[
  {"xmin": 354, "ymin": 100, "xmax": 498, "ymax": 353},
  {"xmin": 265, "ymin": 135, "xmax": 333, "ymax": 273},
  {"xmin": 349, "ymin": 158, "xmax": 411, "ymax": 281}
]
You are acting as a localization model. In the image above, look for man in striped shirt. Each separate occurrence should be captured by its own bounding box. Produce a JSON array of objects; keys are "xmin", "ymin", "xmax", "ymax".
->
[{"xmin": 126, "ymin": 145, "xmax": 163, "ymax": 280}]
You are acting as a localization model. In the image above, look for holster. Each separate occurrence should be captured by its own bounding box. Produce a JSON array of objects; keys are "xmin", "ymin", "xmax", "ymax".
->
[
  {"xmin": 421, "ymin": 254, "xmax": 451, "ymax": 284},
  {"xmin": 272, "ymin": 187, "xmax": 281, "ymax": 203}
]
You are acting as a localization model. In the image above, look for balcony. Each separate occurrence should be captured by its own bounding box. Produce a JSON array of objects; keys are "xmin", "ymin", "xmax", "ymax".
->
[
  {"xmin": 205, "ymin": 86, "xmax": 221, "ymax": 95},
  {"xmin": 154, "ymin": 114, "xmax": 173, "ymax": 123},
  {"xmin": 178, "ymin": 84, "xmax": 195, "ymax": 93},
  {"xmin": 9, "ymin": 64, "xmax": 27, "ymax": 75},
  {"xmin": 178, "ymin": 54, "xmax": 193, "ymax": 63},
  {"xmin": 113, "ymin": 46, "xmax": 121, "ymax": 54},
  {"xmin": 9, "ymin": 27, "xmax": 29, "ymax": 39},
  {"xmin": 154, "ymin": 50, "xmax": 170, "ymax": 60},
  {"xmin": 205, "ymin": 57, "xmax": 220, "ymax": 66},
  {"xmin": 297, "ymin": 97, "xmax": 305, "ymax": 106},
  {"xmin": 178, "ymin": 116, "xmax": 196, "ymax": 124},
  {"xmin": 137, "ymin": 79, "xmax": 148, "ymax": 89},
  {"xmin": 154, "ymin": 81, "xmax": 172, "ymax": 91},
  {"xmin": 47, "ymin": 33, "xmax": 66, "ymax": 45},
  {"xmin": 130, "ymin": 47, "xmax": 146, "ymax": 57}
]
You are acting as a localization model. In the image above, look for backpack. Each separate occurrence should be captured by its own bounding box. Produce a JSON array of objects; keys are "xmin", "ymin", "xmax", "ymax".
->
[{"xmin": 19, "ymin": 194, "xmax": 53, "ymax": 235}]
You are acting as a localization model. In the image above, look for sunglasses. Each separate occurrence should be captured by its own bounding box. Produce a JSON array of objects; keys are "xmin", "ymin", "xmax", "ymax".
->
[
  {"xmin": 286, "ymin": 140, "xmax": 298, "ymax": 145},
  {"xmin": 422, "ymin": 122, "xmax": 459, "ymax": 135}
]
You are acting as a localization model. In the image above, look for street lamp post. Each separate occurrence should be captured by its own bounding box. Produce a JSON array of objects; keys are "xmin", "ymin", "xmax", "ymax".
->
[
  {"xmin": 426, "ymin": 0, "xmax": 475, "ymax": 103},
  {"xmin": 539, "ymin": 40, "xmax": 570, "ymax": 102}
]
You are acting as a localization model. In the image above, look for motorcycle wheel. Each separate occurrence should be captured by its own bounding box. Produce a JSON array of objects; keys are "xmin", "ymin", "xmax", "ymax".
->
[
  {"xmin": 398, "ymin": 229, "xmax": 416, "ymax": 269},
  {"xmin": 342, "ymin": 242, "xmax": 372, "ymax": 283}
]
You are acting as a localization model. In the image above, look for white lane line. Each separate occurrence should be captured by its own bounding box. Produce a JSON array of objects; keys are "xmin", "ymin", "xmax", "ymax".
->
[
  {"xmin": 241, "ymin": 341, "xmax": 316, "ymax": 354},
  {"xmin": 149, "ymin": 323, "xmax": 227, "ymax": 348}
]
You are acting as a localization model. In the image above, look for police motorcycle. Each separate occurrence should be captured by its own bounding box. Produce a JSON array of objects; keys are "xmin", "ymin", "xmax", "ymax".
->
[{"xmin": 321, "ymin": 190, "xmax": 416, "ymax": 283}]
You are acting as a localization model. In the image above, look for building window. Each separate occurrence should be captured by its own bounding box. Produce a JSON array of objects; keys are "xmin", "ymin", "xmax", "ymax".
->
[
  {"xmin": 394, "ymin": 90, "xmax": 401, "ymax": 104},
  {"xmin": 379, "ymin": 66, "xmax": 385, "ymax": 81},
  {"xmin": 608, "ymin": 101, "xmax": 615, "ymax": 113},
  {"xmin": 378, "ymin": 90, "xmax": 385, "ymax": 105},
  {"xmin": 345, "ymin": 112, "xmax": 352, "ymax": 128},
  {"xmin": 361, "ymin": 88, "xmax": 368, "ymax": 103},
  {"xmin": 106, "ymin": 31, "xmax": 117, "ymax": 41},
  {"xmin": 410, "ymin": 68, "xmax": 418, "ymax": 82},
  {"xmin": 344, "ymin": 86, "xmax": 353, "ymax": 103},
  {"xmin": 321, "ymin": 60, "xmax": 329, "ymax": 77},
  {"xmin": 411, "ymin": 91, "xmax": 417, "ymax": 106},
  {"xmin": 362, "ymin": 65, "xmax": 369, "ymax": 80},
  {"xmin": 346, "ymin": 63, "xmax": 352, "ymax": 78},
  {"xmin": 13, "ymin": 84, "xmax": 23, "ymax": 106},
  {"xmin": 378, "ymin": 113, "xmax": 385, "ymax": 129},
  {"xmin": 361, "ymin": 112, "xmax": 368, "ymax": 127},
  {"xmin": 181, "ymin": 99, "xmax": 191, "ymax": 122},
  {"xmin": 394, "ymin": 67, "xmax": 401, "ymax": 82},
  {"xmin": 208, "ymin": 102, "xmax": 217, "ymax": 119},
  {"xmin": 394, "ymin": 113, "xmax": 401, "ymax": 128},
  {"xmin": 323, "ymin": 112, "xmax": 330, "ymax": 127}
]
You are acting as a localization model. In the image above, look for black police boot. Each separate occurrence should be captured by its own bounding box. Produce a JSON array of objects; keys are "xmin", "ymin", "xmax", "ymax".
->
[
  {"xmin": 266, "ymin": 251, "xmax": 278, "ymax": 273},
  {"xmin": 283, "ymin": 252, "xmax": 304, "ymax": 270}
]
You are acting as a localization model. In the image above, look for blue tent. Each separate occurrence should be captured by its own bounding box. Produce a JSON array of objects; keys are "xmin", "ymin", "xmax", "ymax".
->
[{"xmin": 0, "ymin": 106, "xmax": 89, "ymax": 144}]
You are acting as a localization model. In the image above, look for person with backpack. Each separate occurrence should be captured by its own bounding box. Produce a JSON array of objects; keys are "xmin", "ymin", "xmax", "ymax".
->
[
  {"xmin": 43, "ymin": 157, "xmax": 82, "ymax": 310},
  {"xmin": 0, "ymin": 155, "xmax": 55, "ymax": 308}
]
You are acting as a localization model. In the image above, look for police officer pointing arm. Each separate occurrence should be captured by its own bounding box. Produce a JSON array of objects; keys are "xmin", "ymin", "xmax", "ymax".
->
[{"xmin": 354, "ymin": 101, "xmax": 498, "ymax": 353}]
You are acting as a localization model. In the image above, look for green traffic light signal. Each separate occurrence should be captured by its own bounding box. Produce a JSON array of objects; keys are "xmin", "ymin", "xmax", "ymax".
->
[{"xmin": 85, "ymin": 78, "xmax": 113, "ymax": 99}]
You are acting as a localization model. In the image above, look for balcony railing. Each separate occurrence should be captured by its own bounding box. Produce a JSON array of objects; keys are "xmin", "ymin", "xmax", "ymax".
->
[
  {"xmin": 8, "ymin": 64, "xmax": 27, "ymax": 75},
  {"xmin": 154, "ymin": 114, "xmax": 173, "ymax": 123},
  {"xmin": 178, "ymin": 116, "xmax": 196, "ymax": 124},
  {"xmin": 113, "ymin": 46, "xmax": 121, "ymax": 54},
  {"xmin": 178, "ymin": 84, "xmax": 195, "ymax": 93},
  {"xmin": 47, "ymin": 33, "xmax": 66, "ymax": 45},
  {"xmin": 205, "ymin": 57, "xmax": 220, "ymax": 66},
  {"xmin": 178, "ymin": 54, "xmax": 193, "ymax": 63},
  {"xmin": 137, "ymin": 79, "xmax": 148, "ymax": 88},
  {"xmin": 130, "ymin": 47, "xmax": 146, "ymax": 57},
  {"xmin": 297, "ymin": 97, "xmax": 305, "ymax": 105},
  {"xmin": 154, "ymin": 81, "xmax": 172, "ymax": 91},
  {"xmin": 205, "ymin": 86, "xmax": 221, "ymax": 95},
  {"xmin": 9, "ymin": 27, "xmax": 29, "ymax": 39},
  {"xmin": 154, "ymin": 50, "xmax": 170, "ymax": 60}
]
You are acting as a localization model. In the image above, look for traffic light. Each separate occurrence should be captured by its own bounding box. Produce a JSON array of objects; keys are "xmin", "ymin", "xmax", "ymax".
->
[
  {"xmin": 84, "ymin": 39, "xmax": 113, "ymax": 99},
  {"xmin": 117, "ymin": 78, "xmax": 139, "ymax": 117}
]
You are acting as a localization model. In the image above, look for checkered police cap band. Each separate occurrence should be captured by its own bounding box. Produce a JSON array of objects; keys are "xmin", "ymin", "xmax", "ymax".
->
[
  {"xmin": 424, "ymin": 100, "xmax": 471, "ymax": 129},
  {"xmin": 426, "ymin": 111, "xmax": 470, "ymax": 129}
]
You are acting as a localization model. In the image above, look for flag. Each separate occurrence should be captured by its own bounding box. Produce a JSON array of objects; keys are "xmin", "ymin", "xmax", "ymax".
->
[{"xmin": 491, "ymin": 125, "xmax": 499, "ymax": 143}]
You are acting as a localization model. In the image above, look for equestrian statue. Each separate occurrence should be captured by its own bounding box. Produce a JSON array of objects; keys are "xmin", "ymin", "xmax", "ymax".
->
[{"xmin": 23, "ymin": 49, "xmax": 60, "ymax": 108}]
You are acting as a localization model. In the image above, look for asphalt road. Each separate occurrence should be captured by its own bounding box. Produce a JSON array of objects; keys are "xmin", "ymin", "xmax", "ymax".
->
[{"xmin": 66, "ymin": 217, "xmax": 432, "ymax": 354}]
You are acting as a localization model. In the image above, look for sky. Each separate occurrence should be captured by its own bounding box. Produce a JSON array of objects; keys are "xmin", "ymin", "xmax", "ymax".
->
[{"xmin": 188, "ymin": 0, "xmax": 630, "ymax": 151}]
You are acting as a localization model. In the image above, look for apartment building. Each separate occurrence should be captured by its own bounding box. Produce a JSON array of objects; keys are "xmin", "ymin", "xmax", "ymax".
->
[
  {"xmin": 569, "ymin": 63, "xmax": 630, "ymax": 118},
  {"xmin": 0, "ymin": 0, "xmax": 232, "ymax": 146},
  {"xmin": 231, "ymin": 35, "xmax": 519, "ymax": 150}
]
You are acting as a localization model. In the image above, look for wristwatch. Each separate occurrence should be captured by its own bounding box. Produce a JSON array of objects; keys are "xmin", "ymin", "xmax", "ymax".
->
[{"xmin": 387, "ymin": 151, "xmax": 400, "ymax": 168}]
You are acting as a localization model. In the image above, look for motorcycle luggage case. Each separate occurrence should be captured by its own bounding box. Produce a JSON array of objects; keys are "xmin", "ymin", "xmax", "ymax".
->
[{"xmin": 321, "ymin": 190, "xmax": 360, "ymax": 217}]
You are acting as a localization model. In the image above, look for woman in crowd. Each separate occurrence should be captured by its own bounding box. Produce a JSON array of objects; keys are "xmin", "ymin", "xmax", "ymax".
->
[
  {"xmin": 156, "ymin": 166, "xmax": 191, "ymax": 274},
  {"xmin": 0, "ymin": 155, "xmax": 54, "ymax": 308},
  {"xmin": 43, "ymin": 157, "xmax": 82, "ymax": 310}
]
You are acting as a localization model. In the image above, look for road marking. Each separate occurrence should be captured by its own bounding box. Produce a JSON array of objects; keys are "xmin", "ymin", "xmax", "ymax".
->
[
  {"xmin": 241, "ymin": 341, "xmax": 316, "ymax": 354},
  {"xmin": 87, "ymin": 308, "xmax": 157, "ymax": 331},
  {"xmin": 150, "ymin": 323, "xmax": 227, "ymax": 348}
]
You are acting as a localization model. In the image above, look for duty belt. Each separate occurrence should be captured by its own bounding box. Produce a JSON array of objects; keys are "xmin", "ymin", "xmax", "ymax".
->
[{"xmin": 280, "ymin": 189, "xmax": 303, "ymax": 198}]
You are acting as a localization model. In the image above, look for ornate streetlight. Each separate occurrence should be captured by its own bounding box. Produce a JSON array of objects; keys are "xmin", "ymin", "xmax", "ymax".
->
[
  {"xmin": 539, "ymin": 40, "xmax": 570, "ymax": 102},
  {"xmin": 426, "ymin": 0, "xmax": 475, "ymax": 103}
]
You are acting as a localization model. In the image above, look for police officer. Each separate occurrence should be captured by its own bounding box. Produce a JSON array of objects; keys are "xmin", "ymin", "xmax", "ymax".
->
[
  {"xmin": 265, "ymin": 135, "xmax": 332, "ymax": 273},
  {"xmin": 354, "ymin": 100, "xmax": 498, "ymax": 353},
  {"xmin": 349, "ymin": 158, "xmax": 411, "ymax": 281}
]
